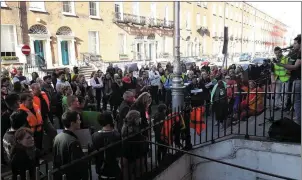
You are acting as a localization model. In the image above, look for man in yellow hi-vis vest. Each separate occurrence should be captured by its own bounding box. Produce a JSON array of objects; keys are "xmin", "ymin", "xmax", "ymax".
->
[{"xmin": 271, "ymin": 47, "xmax": 290, "ymax": 110}]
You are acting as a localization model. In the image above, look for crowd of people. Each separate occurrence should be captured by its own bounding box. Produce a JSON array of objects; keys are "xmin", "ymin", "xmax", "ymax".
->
[{"xmin": 1, "ymin": 34, "xmax": 300, "ymax": 180}]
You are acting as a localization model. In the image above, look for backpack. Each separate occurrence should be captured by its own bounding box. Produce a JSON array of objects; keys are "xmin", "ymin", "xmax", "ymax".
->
[{"xmin": 268, "ymin": 118, "xmax": 301, "ymax": 143}]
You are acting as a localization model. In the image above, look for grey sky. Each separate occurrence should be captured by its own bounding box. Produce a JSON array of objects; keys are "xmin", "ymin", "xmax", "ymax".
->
[{"xmin": 249, "ymin": 2, "xmax": 301, "ymax": 34}]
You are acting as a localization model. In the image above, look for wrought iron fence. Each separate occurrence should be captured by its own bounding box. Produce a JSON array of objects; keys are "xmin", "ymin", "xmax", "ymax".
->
[{"xmin": 4, "ymin": 76, "xmax": 300, "ymax": 180}]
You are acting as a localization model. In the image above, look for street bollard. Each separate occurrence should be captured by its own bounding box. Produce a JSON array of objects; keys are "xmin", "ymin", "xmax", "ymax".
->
[
  {"xmin": 62, "ymin": 174, "xmax": 67, "ymax": 180},
  {"xmin": 47, "ymin": 170, "xmax": 53, "ymax": 180},
  {"xmin": 35, "ymin": 167, "xmax": 40, "ymax": 180},
  {"xmin": 25, "ymin": 170, "xmax": 30, "ymax": 180},
  {"xmin": 17, "ymin": 175, "xmax": 21, "ymax": 180}
]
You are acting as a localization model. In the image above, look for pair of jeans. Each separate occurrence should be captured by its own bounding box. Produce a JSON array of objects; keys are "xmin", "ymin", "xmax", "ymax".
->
[{"xmin": 274, "ymin": 80, "xmax": 289, "ymax": 108}]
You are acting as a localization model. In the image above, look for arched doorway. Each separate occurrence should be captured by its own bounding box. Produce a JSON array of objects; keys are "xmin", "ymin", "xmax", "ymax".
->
[
  {"xmin": 28, "ymin": 24, "xmax": 52, "ymax": 67},
  {"xmin": 56, "ymin": 26, "xmax": 76, "ymax": 66}
]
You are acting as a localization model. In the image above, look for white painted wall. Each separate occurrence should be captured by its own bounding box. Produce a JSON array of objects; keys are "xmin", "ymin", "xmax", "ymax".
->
[
  {"xmin": 191, "ymin": 139, "xmax": 301, "ymax": 180},
  {"xmin": 153, "ymin": 139, "xmax": 301, "ymax": 180},
  {"xmin": 153, "ymin": 154, "xmax": 192, "ymax": 180}
]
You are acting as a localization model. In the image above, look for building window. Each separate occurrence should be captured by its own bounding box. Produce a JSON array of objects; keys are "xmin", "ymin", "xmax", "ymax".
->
[
  {"xmin": 29, "ymin": 2, "xmax": 46, "ymax": 12},
  {"xmin": 133, "ymin": 2, "xmax": 139, "ymax": 16},
  {"xmin": 212, "ymin": 23, "xmax": 216, "ymax": 36},
  {"xmin": 88, "ymin": 31, "xmax": 99, "ymax": 54},
  {"xmin": 186, "ymin": 12, "xmax": 191, "ymax": 30},
  {"xmin": 203, "ymin": 2, "xmax": 207, "ymax": 8},
  {"xmin": 150, "ymin": 3, "xmax": 156, "ymax": 23},
  {"xmin": 196, "ymin": 13, "xmax": 201, "ymax": 28},
  {"xmin": 115, "ymin": 2, "xmax": 123, "ymax": 20},
  {"xmin": 226, "ymin": 6, "xmax": 228, "ymax": 18},
  {"xmin": 229, "ymin": 10, "xmax": 232, "ymax": 20},
  {"xmin": 203, "ymin": 15, "xmax": 207, "ymax": 27},
  {"xmin": 89, "ymin": 2, "xmax": 99, "ymax": 17},
  {"xmin": 1, "ymin": 25, "xmax": 16, "ymax": 57},
  {"xmin": 203, "ymin": 38, "xmax": 206, "ymax": 53},
  {"xmin": 62, "ymin": 1, "xmax": 75, "ymax": 15},
  {"xmin": 162, "ymin": 36, "xmax": 166, "ymax": 53},
  {"xmin": 197, "ymin": 2, "xmax": 201, "ymax": 6},
  {"xmin": 1, "ymin": 1, "xmax": 7, "ymax": 7},
  {"xmin": 219, "ymin": 5, "xmax": 222, "ymax": 17},
  {"xmin": 212, "ymin": 3, "xmax": 216, "ymax": 15},
  {"xmin": 164, "ymin": 6, "xmax": 169, "ymax": 25},
  {"xmin": 118, "ymin": 34, "xmax": 126, "ymax": 54}
]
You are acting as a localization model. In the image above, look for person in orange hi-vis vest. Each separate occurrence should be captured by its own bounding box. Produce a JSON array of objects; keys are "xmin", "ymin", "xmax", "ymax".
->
[
  {"xmin": 161, "ymin": 112, "xmax": 185, "ymax": 146},
  {"xmin": 19, "ymin": 93, "xmax": 44, "ymax": 149},
  {"xmin": 31, "ymin": 83, "xmax": 57, "ymax": 150},
  {"xmin": 190, "ymin": 106, "xmax": 206, "ymax": 135}
]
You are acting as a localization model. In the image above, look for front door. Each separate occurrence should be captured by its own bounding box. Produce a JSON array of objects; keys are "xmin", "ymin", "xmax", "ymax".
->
[
  {"xmin": 61, "ymin": 41, "xmax": 69, "ymax": 65},
  {"xmin": 34, "ymin": 40, "xmax": 44, "ymax": 58}
]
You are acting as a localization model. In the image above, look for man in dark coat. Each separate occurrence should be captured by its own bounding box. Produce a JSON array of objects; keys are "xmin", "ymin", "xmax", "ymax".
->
[{"xmin": 53, "ymin": 110, "xmax": 88, "ymax": 180}]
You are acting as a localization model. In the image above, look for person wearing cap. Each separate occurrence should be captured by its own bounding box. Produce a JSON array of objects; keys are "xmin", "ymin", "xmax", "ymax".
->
[{"xmin": 12, "ymin": 67, "xmax": 29, "ymax": 86}]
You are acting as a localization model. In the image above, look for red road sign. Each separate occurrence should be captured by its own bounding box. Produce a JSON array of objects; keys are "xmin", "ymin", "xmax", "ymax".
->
[{"xmin": 21, "ymin": 45, "xmax": 31, "ymax": 55}]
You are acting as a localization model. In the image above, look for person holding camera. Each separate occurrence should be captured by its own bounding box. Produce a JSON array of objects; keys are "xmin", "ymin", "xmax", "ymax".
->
[
  {"xmin": 274, "ymin": 35, "xmax": 301, "ymax": 124},
  {"xmin": 271, "ymin": 46, "xmax": 291, "ymax": 110}
]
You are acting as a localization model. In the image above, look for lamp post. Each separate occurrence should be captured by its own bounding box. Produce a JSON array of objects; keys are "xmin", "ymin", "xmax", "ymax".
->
[{"xmin": 171, "ymin": 1, "xmax": 184, "ymax": 111}]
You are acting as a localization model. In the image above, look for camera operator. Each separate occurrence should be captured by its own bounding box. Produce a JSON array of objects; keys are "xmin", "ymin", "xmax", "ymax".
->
[
  {"xmin": 271, "ymin": 46, "xmax": 291, "ymax": 110},
  {"xmin": 259, "ymin": 59, "xmax": 272, "ymax": 92},
  {"xmin": 275, "ymin": 35, "xmax": 301, "ymax": 124}
]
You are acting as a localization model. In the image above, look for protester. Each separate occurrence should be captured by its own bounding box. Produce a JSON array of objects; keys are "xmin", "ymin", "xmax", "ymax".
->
[
  {"xmin": 53, "ymin": 111, "xmax": 88, "ymax": 180},
  {"xmin": 19, "ymin": 93, "xmax": 44, "ymax": 150},
  {"xmin": 92, "ymin": 111, "xmax": 121, "ymax": 180},
  {"xmin": 3, "ymin": 110, "xmax": 28, "ymax": 164},
  {"xmin": 117, "ymin": 91, "xmax": 136, "ymax": 132},
  {"xmin": 90, "ymin": 71, "xmax": 103, "ymax": 111},
  {"xmin": 121, "ymin": 110, "xmax": 148, "ymax": 180},
  {"xmin": 10, "ymin": 127, "xmax": 40, "ymax": 180}
]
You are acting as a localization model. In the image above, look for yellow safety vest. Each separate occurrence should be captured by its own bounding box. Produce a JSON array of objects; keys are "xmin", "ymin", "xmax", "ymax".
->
[{"xmin": 273, "ymin": 56, "xmax": 290, "ymax": 82}]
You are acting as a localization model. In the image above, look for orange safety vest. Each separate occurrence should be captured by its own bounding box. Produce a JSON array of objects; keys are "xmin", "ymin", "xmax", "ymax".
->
[
  {"xmin": 190, "ymin": 106, "xmax": 206, "ymax": 135},
  {"xmin": 19, "ymin": 104, "xmax": 43, "ymax": 132},
  {"xmin": 33, "ymin": 91, "xmax": 50, "ymax": 111},
  {"xmin": 161, "ymin": 112, "xmax": 185, "ymax": 145}
]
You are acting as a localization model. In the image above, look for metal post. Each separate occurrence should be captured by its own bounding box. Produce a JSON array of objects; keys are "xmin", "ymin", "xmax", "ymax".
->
[
  {"xmin": 172, "ymin": 1, "xmax": 184, "ymax": 111},
  {"xmin": 240, "ymin": 2, "xmax": 244, "ymax": 54}
]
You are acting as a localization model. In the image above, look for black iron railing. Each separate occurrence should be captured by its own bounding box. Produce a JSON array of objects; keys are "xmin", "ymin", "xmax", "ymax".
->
[
  {"xmin": 5, "ymin": 76, "xmax": 300, "ymax": 180},
  {"xmin": 113, "ymin": 12, "xmax": 174, "ymax": 29}
]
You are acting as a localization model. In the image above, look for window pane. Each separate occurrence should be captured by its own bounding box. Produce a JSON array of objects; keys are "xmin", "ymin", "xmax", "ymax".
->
[
  {"xmin": 89, "ymin": 2, "xmax": 96, "ymax": 16},
  {"xmin": 63, "ymin": 2, "xmax": 71, "ymax": 13},
  {"xmin": 88, "ymin": 31, "xmax": 97, "ymax": 54},
  {"xmin": 30, "ymin": 2, "xmax": 44, "ymax": 10},
  {"xmin": 1, "ymin": 25, "xmax": 15, "ymax": 56}
]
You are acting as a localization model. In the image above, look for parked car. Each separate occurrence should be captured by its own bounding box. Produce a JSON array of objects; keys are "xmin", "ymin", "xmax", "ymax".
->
[
  {"xmin": 239, "ymin": 53, "xmax": 252, "ymax": 61},
  {"xmin": 250, "ymin": 57, "xmax": 268, "ymax": 65}
]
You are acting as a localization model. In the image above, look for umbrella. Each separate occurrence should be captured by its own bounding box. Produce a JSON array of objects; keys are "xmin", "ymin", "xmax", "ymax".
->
[{"xmin": 201, "ymin": 61, "xmax": 210, "ymax": 66}]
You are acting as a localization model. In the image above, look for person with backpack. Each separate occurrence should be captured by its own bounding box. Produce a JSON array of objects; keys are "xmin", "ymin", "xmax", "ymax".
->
[
  {"xmin": 92, "ymin": 111, "xmax": 121, "ymax": 180},
  {"xmin": 153, "ymin": 104, "xmax": 168, "ymax": 163}
]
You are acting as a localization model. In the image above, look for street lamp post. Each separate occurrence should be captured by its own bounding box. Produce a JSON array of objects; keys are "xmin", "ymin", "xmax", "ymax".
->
[{"xmin": 172, "ymin": 1, "xmax": 184, "ymax": 111}]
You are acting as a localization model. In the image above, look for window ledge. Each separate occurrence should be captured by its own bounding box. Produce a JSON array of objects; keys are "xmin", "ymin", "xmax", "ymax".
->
[
  {"xmin": 29, "ymin": 7, "xmax": 47, "ymax": 13},
  {"xmin": 62, "ymin": 12, "xmax": 77, "ymax": 17},
  {"xmin": 89, "ymin": 15, "xmax": 102, "ymax": 20}
]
